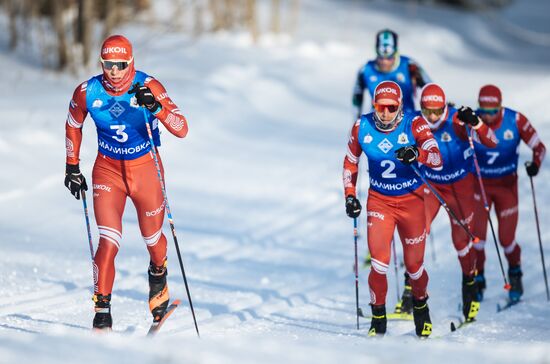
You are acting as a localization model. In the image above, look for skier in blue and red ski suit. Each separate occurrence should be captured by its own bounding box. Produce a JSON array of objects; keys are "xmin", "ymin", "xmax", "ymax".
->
[
  {"xmin": 343, "ymin": 80, "xmax": 442, "ymax": 338},
  {"xmin": 418, "ymin": 83, "xmax": 497, "ymax": 321},
  {"xmin": 64, "ymin": 35, "xmax": 188, "ymax": 330},
  {"xmin": 471, "ymin": 85, "xmax": 546, "ymax": 303},
  {"xmin": 352, "ymin": 29, "xmax": 430, "ymax": 119}
]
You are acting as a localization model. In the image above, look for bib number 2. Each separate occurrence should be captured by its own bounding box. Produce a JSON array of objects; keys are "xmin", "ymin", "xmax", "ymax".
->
[{"xmin": 381, "ymin": 160, "xmax": 397, "ymax": 178}]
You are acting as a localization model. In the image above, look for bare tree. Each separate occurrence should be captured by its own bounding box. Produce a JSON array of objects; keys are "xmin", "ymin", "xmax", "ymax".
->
[
  {"xmin": 77, "ymin": 0, "xmax": 93, "ymax": 65},
  {"xmin": 51, "ymin": 0, "xmax": 69, "ymax": 70},
  {"xmin": 245, "ymin": 0, "xmax": 258, "ymax": 42},
  {"xmin": 7, "ymin": 0, "xmax": 18, "ymax": 50},
  {"xmin": 270, "ymin": 0, "xmax": 281, "ymax": 34}
]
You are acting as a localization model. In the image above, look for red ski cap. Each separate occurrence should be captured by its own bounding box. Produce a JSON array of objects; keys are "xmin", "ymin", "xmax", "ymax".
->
[
  {"xmin": 420, "ymin": 83, "xmax": 446, "ymax": 109},
  {"xmin": 373, "ymin": 81, "xmax": 402, "ymax": 105},
  {"xmin": 100, "ymin": 35, "xmax": 133, "ymax": 62},
  {"xmin": 478, "ymin": 84, "xmax": 502, "ymax": 108}
]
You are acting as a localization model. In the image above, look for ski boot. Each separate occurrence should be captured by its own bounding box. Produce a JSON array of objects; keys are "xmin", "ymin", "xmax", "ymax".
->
[
  {"xmin": 394, "ymin": 274, "xmax": 413, "ymax": 314},
  {"xmin": 474, "ymin": 270, "xmax": 486, "ymax": 302},
  {"xmin": 149, "ymin": 261, "xmax": 170, "ymax": 321},
  {"xmin": 508, "ymin": 265, "xmax": 523, "ymax": 303},
  {"xmin": 462, "ymin": 275, "xmax": 480, "ymax": 322},
  {"xmin": 92, "ymin": 293, "xmax": 112, "ymax": 331},
  {"xmin": 412, "ymin": 297, "xmax": 432, "ymax": 338},
  {"xmin": 368, "ymin": 304, "xmax": 387, "ymax": 337}
]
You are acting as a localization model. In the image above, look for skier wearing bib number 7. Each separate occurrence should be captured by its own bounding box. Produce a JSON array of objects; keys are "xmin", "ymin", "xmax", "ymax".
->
[
  {"xmin": 471, "ymin": 85, "xmax": 546, "ymax": 303},
  {"xmin": 63, "ymin": 35, "xmax": 188, "ymax": 330},
  {"xmin": 343, "ymin": 80, "xmax": 442, "ymax": 338},
  {"xmin": 418, "ymin": 83, "xmax": 498, "ymax": 322}
]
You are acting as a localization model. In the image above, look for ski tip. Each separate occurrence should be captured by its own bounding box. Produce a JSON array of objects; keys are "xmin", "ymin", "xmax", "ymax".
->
[{"xmin": 450, "ymin": 322, "xmax": 456, "ymax": 332}]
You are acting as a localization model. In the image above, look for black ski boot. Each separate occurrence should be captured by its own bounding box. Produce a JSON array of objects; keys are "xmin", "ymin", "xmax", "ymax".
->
[
  {"xmin": 508, "ymin": 265, "xmax": 523, "ymax": 303},
  {"xmin": 412, "ymin": 297, "xmax": 432, "ymax": 338},
  {"xmin": 462, "ymin": 275, "xmax": 480, "ymax": 322},
  {"xmin": 395, "ymin": 273, "xmax": 413, "ymax": 314},
  {"xmin": 474, "ymin": 270, "xmax": 486, "ymax": 302},
  {"xmin": 92, "ymin": 293, "xmax": 112, "ymax": 331},
  {"xmin": 368, "ymin": 304, "xmax": 387, "ymax": 337},
  {"xmin": 149, "ymin": 261, "xmax": 170, "ymax": 321}
]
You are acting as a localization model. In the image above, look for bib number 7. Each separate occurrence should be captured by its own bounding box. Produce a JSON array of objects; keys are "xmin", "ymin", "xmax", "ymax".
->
[{"xmin": 486, "ymin": 151, "xmax": 500, "ymax": 165}]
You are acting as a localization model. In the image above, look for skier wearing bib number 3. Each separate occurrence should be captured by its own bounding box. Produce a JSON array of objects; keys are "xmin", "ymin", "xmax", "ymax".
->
[
  {"xmin": 63, "ymin": 35, "xmax": 188, "ymax": 330},
  {"xmin": 418, "ymin": 83, "xmax": 497, "ymax": 322},
  {"xmin": 343, "ymin": 80, "xmax": 442, "ymax": 338},
  {"xmin": 471, "ymin": 85, "xmax": 546, "ymax": 303}
]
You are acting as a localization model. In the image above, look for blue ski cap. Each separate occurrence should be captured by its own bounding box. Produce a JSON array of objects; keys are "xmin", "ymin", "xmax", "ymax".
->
[{"xmin": 376, "ymin": 29, "xmax": 398, "ymax": 59}]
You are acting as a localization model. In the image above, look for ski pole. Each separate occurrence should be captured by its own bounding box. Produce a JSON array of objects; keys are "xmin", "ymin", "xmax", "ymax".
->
[
  {"xmin": 391, "ymin": 237, "xmax": 400, "ymax": 303},
  {"xmin": 429, "ymin": 231, "xmax": 436, "ymax": 264},
  {"xmin": 410, "ymin": 164, "xmax": 479, "ymax": 243},
  {"xmin": 81, "ymin": 190, "xmax": 96, "ymax": 286},
  {"xmin": 526, "ymin": 167, "xmax": 550, "ymax": 301},
  {"xmin": 353, "ymin": 217, "xmax": 360, "ymax": 329},
  {"xmin": 134, "ymin": 85, "xmax": 200, "ymax": 337},
  {"xmin": 467, "ymin": 129, "xmax": 510, "ymax": 291}
]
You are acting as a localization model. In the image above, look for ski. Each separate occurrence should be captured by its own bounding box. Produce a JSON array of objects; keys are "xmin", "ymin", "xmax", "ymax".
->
[
  {"xmin": 358, "ymin": 310, "xmax": 413, "ymax": 321},
  {"xmin": 496, "ymin": 299, "xmax": 521, "ymax": 313},
  {"xmin": 450, "ymin": 317, "xmax": 475, "ymax": 332},
  {"xmin": 147, "ymin": 299, "xmax": 181, "ymax": 336}
]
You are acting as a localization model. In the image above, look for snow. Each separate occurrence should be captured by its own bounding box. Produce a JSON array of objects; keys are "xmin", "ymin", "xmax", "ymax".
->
[{"xmin": 1, "ymin": 0, "xmax": 550, "ymax": 362}]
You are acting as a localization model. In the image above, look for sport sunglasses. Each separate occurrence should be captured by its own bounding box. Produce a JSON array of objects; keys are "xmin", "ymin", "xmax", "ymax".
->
[
  {"xmin": 101, "ymin": 59, "xmax": 131, "ymax": 70},
  {"xmin": 374, "ymin": 104, "xmax": 399, "ymax": 113}
]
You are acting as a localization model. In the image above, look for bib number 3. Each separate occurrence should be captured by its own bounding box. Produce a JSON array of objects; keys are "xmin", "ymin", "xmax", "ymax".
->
[{"xmin": 110, "ymin": 124, "xmax": 128, "ymax": 143}]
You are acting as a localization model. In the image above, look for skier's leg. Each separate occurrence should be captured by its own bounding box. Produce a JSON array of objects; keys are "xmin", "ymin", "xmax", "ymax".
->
[
  {"xmin": 493, "ymin": 178, "xmax": 522, "ymax": 301},
  {"xmin": 91, "ymin": 160, "xmax": 128, "ymax": 329},
  {"xmin": 129, "ymin": 158, "xmax": 169, "ymax": 319}
]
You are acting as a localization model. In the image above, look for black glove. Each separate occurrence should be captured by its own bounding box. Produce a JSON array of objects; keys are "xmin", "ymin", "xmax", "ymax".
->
[
  {"xmin": 64, "ymin": 163, "xmax": 88, "ymax": 200},
  {"xmin": 457, "ymin": 106, "xmax": 480, "ymax": 127},
  {"xmin": 345, "ymin": 195, "xmax": 362, "ymax": 218},
  {"xmin": 129, "ymin": 83, "xmax": 161, "ymax": 113},
  {"xmin": 525, "ymin": 161, "xmax": 539, "ymax": 177},
  {"xmin": 395, "ymin": 146, "xmax": 419, "ymax": 165}
]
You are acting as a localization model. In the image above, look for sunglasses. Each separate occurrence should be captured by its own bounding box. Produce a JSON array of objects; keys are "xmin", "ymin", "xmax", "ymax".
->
[
  {"xmin": 374, "ymin": 104, "xmax": 399, "ymax": 113},
  {"xmin": 477, "ymin": 108, "xmax": 500, "ymax": 116},
  {"xmin": 421, "ymin": 108, "xmax": 445, "ymax": 117},
  {"xmin": 101, "ymin": 60, "xmax": 130, "ymax": 70}
]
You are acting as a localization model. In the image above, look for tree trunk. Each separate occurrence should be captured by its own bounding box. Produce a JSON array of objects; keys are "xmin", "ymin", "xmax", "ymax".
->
[
  {"xmin": 270, "ymin": 0, "xmax": 280, "ymax": 34},
  {"xmin": 52, "ymin": 0, "xmax": 68, "ymax": 70},
  {"xmin": 103, "ymin": 0, "xmax": 120, "ymax": 40},
  {"xmin": 245, "ymin": 0, "xmax": 258, "ymax": 42},
  {"xmin": 7, "ymin": 0, "xmax": 18, "ymax": 50},
  {"xmin": 78, "ymin": 0, "xmax": 93, "ymax": 65}
]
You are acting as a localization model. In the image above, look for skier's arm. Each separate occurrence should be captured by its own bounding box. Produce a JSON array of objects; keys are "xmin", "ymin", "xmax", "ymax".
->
[
  {"xmin": 452, "ymin": 113, "xmax": 498, "ymax": 148},
  {"xmin": 517, "ymin": 112, "xmax": 546, "ymax": 167},
  {"xmin": 65, "ymin": 82, "xmax": 88, "ymax": 165},
  {"xmin": 343, "ymin": 120, "xmax": 363, "ymax": 197},
  {"xmin": 412, "ymin": 117, "xmax": 442, "ymax": 169},
  {"xmin": 352, "ymin": 69, "xmax": 366, "ymax": 120},
  {"xmin": 146, "ymin": 78, "xmax": 189, "ymax": 138},
  {"xmin": 408, "ymin": 59, "xmax": 430, "ymax": 89}
]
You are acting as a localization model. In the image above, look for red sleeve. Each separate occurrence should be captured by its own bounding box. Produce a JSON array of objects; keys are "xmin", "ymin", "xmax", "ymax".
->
[
  {"xmin": 517, "ymin": 112, "xmax": 546, "ymax": 167},
  {"xmin": 411, "ymin": 117, "xmax": 442, "ymax": 169},
  {"xmin": 343, "ymin": 120, "xmax": 363, "ymax": 197},
  {"xmin": 65, "ymin": 82, "xmax": 88, "ymax": 165},
  {"xmin": 452, "ymin": 113, "xmax": 497, "ymax": 148},
  {"xmin": 145, "ymin": 78, "xmax": 188, "ymax": 138}
]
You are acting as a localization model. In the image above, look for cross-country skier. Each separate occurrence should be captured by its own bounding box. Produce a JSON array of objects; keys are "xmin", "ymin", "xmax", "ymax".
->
[
  {"xmin": 64, "ymin": 35, "xmax": 188, "ymax": 330},
  {"xmin": 471, "ymin": 84, "xmax": 546, "ymax": 303},
  {"xmin": 418, "ymin": 83, "xmax": 497, "ymax": 322},
  {"xmin": 343, "ymin": 80, "xmax": 442, "ymax": 338},
  {"xmin": 352, "ymin": 29, "xmax": 430, "ymax": 120}
]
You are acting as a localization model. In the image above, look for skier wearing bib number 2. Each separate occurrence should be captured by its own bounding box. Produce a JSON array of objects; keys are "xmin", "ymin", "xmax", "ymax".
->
[
  {"xmin": 343, "ymin": 80, "xmax": 442, "ymax": 337},
  {"xmin": 418, "ymin": 83, "xmax": 497, "ymax": 322},
  {"xmin": 471, "ymin": 85, "xmax": 546, "ymax": 303},
  {"xmin": 64, "ymin": 35, "xmax": 188, "ymax": 330}
]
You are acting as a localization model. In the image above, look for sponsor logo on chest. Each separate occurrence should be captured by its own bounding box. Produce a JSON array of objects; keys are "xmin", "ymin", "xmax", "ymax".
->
[
  {"xmin": 363, "ymin": 133, "xmax": 373, "ymax": 144},
  {"xmin": 377, "ymin": 138, "xmax": 394, "ymax": 154},
  {"xmin": 92, "ymin": 99, "xmax": 103, "ymax": 108},
  {"xmin": 441, "ymin": 131, "xmax": 452, "ymax": 142},
  {"xmin": 503, "ymin": 129, "xmax": 514, "ymax": 140},
  {"xmin": 397, "ymin": 132, "xmax": 409, "ymax": 144},
  {"xmin": 396, "ymin": 72, "xmax": 405, "ymax": 83},
  {"xmin": 109, "ymin": 101, "xmax": 125, "ymax": 118}
]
